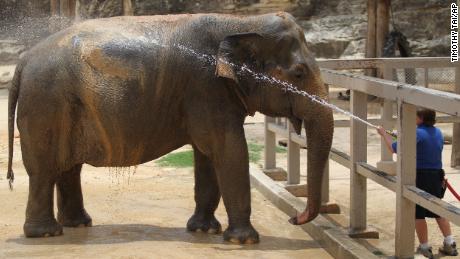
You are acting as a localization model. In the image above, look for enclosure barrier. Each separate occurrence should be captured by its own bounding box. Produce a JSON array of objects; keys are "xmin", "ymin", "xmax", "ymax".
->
[{"xmin": 263, "ymin": 57, "xmax": 460, "ymax": 258}]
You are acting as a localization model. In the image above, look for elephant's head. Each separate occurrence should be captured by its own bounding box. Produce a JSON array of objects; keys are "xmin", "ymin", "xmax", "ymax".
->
[{"xmin": 216, "ymin": 12, "xmax": 334, "ymax": 225}]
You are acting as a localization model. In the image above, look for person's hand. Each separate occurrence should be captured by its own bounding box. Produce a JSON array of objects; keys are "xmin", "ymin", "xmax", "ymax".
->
[{"xmin": 376, "ymin": 126, "xmax": 387, "ymax": 136}]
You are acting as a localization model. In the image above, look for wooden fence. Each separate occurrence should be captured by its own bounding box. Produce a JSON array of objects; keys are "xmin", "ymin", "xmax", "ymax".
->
[{"xmin": 264, "ymin": 57, "xmax": 460, "ymax": 258}]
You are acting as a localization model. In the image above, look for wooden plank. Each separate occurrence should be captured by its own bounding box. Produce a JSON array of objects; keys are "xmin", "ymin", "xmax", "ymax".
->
[
  {"xmin": 365, "ymin": 0, "xmax": 377, "ymax": 77},
  {"xmin": 264, "ymin": 117, "xmax": 277, "ymax": 169},
  {"xmin": 330, "ymin": 148, "xmax": 350, "ymax": 168},
  {"xmin": 267, "ymin": 122, "xmax": 289, "ymax": 137},
  {"xmin": 334, "ymin": 115, "xmax": 460, "ymax": 128},
  {"xmin": 317, "ymin": 57, "xmax": 455, "ymax": 70},
  {"xmin": 318, "ymin": 59, "xmax": 380, "ymax": 70},
  {"xmin": 403, "ymin": 185, "xmax": 460, "ymax": 226},
  {"xmin": 349, "ymin": 90, "xmax": 368, "ymax": 232},
  {"xmin": 123, "ymin": 0, "xmax": 134, "ymax": 15},
  {"xmin": 395, "ymin": 102, "xmax": 417, "ymax": 258},
  {"xmin": 380, "ymin": 64, "xmax": 394, "ymax": 162},
  {"xmin": 50, "ymin": 0, "xmax": 59, "ymax": 15},
  {"xmin": 287, "ymin": 122, "xmax": 300, "ymax": 184},
  {"xmin": 376, "ymin": 0, "xmax": 389, "ymax": 58},
  {"xmin": 322, "ymin": 69, "xmax": 460, "ymax": 116},
  {"xmin": 356, "ymin": 162, "xmax": 396, "ymax": 192}
]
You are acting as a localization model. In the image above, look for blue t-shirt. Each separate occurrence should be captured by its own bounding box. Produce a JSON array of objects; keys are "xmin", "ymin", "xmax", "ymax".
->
[{"xmin": 392, "ymin": 125, "xmax": 443, "ymax": 170}]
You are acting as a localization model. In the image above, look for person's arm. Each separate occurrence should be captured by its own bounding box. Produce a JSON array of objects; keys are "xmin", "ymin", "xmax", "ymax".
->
[{"xmin": 377, "ymin": 126, "xmax": 396, "ymax": 154}]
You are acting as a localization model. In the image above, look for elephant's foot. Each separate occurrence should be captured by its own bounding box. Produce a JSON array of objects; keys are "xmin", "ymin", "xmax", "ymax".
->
[
  {"xmin": 223, "ymin": 224, "xmax": 259, "ymax": 244},
  {"xmin": 24, "ymin": 219, "xmax": 63, "ymax": 238},
  {"xmin": 187, "ymin": 214, "xmax": 222, "ymax": 234},
  {"xmin": 57, "ymin": 209, "xmax": 92, "ymax": 228}
]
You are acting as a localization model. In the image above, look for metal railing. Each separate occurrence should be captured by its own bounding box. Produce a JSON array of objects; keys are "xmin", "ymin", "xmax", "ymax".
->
[{"xmin": 263, "ymin": 57, "xmax": 460, "ymax": 258}]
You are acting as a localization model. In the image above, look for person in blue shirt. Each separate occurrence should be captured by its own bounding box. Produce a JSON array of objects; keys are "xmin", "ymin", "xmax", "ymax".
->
[{"xmin": 378, "ymin": 109, "xmax": 458, "ymax": 258}]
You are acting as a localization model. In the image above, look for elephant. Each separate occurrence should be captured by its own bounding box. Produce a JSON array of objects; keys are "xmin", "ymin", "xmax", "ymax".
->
[{"xmin": 7, "ymin": 12, "xmax": 333, "ymax": 244}]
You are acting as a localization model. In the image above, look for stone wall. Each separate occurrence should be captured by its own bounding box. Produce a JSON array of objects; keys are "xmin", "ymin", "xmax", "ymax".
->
[{"xmin": 0, "ymin": 0, "xmax": 454, "ymax": 63}]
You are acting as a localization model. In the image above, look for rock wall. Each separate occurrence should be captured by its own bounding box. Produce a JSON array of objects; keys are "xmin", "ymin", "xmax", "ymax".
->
[{"xmin": 0, "ymin": 0, "xmax": 453, "ymax": 64}]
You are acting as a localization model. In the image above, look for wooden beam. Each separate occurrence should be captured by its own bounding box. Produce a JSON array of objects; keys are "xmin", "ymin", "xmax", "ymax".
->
[
  {"xmin": 50, "ymin": 0, "xmax": 59, "ymax": 15},
  {"xmin": 321, "ymin": 69, "xmax": 460, "ymax": 116},
  {"xmin": 380, "ymin": 64, "xmax": 394, "ymax": 162},
  {"xmin": 317, "ymin": 57, "xmax": 455, "ymax": 70},
  {"xmin": 264, "ymin": 117, "xmax": 277, "ymax": 170},
  {"xmin": 267, "ymin": 122, "xmax": 289, "ymax": 138},
  {"xmin": 366, "ymin": 0, "xmax": 377, "ymax": 77},
  {"xmin": 404, "ymin": 186, "xmax": 460, "ymax": 226},
  {"xmin": 123, "ymin": 0, "xmax": 134, "ymax": 16},
  {"xmin": 395, "ymin": 101, "xmax": 416, "ymax": 258},
  {"xmin": 376, "ymin": 0, "xmax": 390, "ymax": 57},
  {"xmin": 349, "ymin": 90, "xmax": 368, "ymax": 233},
  {"xmin": 356, "ymin": 162, "xmax": 396, "ymax": 192}
]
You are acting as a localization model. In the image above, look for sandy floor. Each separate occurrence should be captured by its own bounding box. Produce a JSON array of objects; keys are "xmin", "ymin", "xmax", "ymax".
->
[
  {"xmin": 2, "ymin": 84, "xmax": 460, "ymax": 258},
  {"xmin": 0, "ymin": 89, "xmax": 330, "ymax": 259}
]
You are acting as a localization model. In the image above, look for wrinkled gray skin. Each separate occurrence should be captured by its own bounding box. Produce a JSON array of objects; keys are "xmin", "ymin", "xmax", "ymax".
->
[{"xmin": 7, "ymin": 12, "xmax": 333, "ymax": 243}]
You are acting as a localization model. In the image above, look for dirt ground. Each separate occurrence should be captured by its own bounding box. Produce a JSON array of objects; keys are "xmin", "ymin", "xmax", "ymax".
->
[
  {"xmin": 0, "ymin": 88, "xmax": 331, "ymax": 258},
  {"xmin": 2, "ymin": 84, "xmax": 460, "ymax": 258}
]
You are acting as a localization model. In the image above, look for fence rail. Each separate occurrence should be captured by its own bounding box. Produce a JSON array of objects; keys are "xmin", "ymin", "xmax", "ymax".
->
[{"xmin": 263, "ymin": 57, "xmax": 460, "ymax": 258}]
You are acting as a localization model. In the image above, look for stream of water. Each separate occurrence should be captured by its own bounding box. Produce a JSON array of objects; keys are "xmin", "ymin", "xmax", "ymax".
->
[{"xmin": 160, "ymin": 38, "xmax": 385, "ymax": 132}]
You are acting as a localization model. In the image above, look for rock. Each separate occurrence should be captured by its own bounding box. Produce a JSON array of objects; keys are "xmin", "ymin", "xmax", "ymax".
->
[
  {"xmin": 0, "ymin": 41, "xmax": 25, "ymax": 65},
  {"xmin": 0, "ymin": 65, "xmax": 17, "ymax": 89}
]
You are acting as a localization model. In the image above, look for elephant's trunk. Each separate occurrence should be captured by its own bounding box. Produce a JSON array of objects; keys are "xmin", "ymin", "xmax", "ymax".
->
[{"xmin": 289, "ymin": 106, "xmax": 334, "ymax": 225}]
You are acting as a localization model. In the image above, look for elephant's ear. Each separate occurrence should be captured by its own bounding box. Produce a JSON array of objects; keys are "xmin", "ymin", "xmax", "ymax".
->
[{"xmin": 216, "ymin": 33, "xmax": 265, "ymax": 83}]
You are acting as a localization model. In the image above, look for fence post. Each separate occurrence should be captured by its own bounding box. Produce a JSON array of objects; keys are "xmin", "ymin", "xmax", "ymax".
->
[
  {"xmin": 287, "ymin": 122, "xmax": 300, "ymax": 184},
  {"xmin": 50, "ymin": 0, "xmax": 59, "ymax": 15},
  {"xmin": 377, "ymin": 64, "xmax": 396, "ymax": 175},
  {"xmin": 264, "ymin": 116, "xmax": 276, "ymax": 170},
  {"xmin": 321, "ymin": 160, "xmax": 330, "ymax": 204},
  {"xmin": 123, "ymin": 0, "xmax": 134, "ymax": 15},
  {"xmin": 452, "ymin": 66, "xmax": 460, "ymax": 168},
  {"xmin": 349, "ymin": 90, "xmax": 368, "ymax": 234},
  {"xmin": 395, "ymin": 100, "xmax": 416, "ymax": 258}
]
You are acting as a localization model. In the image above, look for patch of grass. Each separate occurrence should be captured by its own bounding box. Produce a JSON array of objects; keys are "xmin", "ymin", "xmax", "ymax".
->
[
  {"xmin": 157, "ymin": 150, "xmax": 194, "ymax": 168},
  {"xmin": 276, "ymin": 145, "xmax": 287, "ymax": 153},
  {"xmin": 248, "ymin": 142, "xmax": 263, "ymax": 163},
  {"xmin": 156, "ymin": 142, "xmax": 279, "ymax": 168}
]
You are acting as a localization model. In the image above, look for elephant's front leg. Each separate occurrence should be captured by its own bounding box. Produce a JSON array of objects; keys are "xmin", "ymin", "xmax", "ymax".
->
[
  {"xmin": 213, "ymin": 130, "xmax": 259, "ymax": 244},
  {"xmin": 187, "ymin": 146, "xmax": 222, "ymax": 234}
]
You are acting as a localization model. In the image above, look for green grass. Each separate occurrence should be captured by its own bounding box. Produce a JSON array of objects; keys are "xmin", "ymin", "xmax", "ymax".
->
[
  {"xmin": 157, "ymin": 150, "xmax": 194, "ymax": 168},
  {"xmin": 156, "ymin": 142, "xmax": 286, "ymax": 168}
]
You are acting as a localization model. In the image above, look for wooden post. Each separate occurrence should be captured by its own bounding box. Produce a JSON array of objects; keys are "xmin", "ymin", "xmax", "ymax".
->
[
  {"xmin": 349, "ymin": 90, "xmax": 368, "ymax": 234},
  {"xmin": 321, "ymin": 160, "xmax": 330, "ymax": 204},
  {"xmin": 264, "ymin": 116, "xmax": 276, "ymax": 170},
  {"xmin": 376, "ymin": 0, "xmax": 390, "ymax": 57},
  {"xmin": 287, "ymin": 122, "xmax": 300, "ymax": 184},
  {"xmin": 377, "ymin": 64, "xmax": 396, "ymax": 175},
  {"xmin": 50, "ymin": 0, "xmax": 59, "ymax": 15},
  {"xmin": 123, "ymin": 0, "xmax": 134, "ymax": 16},
  {"xmin": 395, "ymin": 100, "xmax": 416, "ymax": 258},
  {"xmin": 452, "ymin": 66, "xmax": 460, "ymax": 167},
  {"xmin": 365, "ymin": 0, "xmax": 377, "ymax": 77}
]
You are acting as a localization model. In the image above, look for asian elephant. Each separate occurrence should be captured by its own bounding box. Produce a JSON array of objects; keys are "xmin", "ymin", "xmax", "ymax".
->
[{"xmin": 7, "ymin": 12, "xmax": 333, "ymax": 244}]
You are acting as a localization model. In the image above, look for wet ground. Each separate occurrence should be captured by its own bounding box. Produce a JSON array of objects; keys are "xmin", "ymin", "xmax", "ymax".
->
[{"xmin": 0, "ymin": 88, "xmax": 331, "ymax": 258}]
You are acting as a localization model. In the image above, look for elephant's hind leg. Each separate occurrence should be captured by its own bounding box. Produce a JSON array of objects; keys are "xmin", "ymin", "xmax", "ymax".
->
[
  {"xmin": 57, "ymin": 164, "xmax": 92, "ymax": 228},
  {"xmin": 186, "ymin": 146, "xmax": 222, "ymax": 234},
  {"xmin": 23, "ymin": 162, "xmax": 63, "ymax": 238}
]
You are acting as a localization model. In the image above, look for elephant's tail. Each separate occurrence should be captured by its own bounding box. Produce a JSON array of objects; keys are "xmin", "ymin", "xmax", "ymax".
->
[{"xmin": 7, "ymin": 61, "xmax": 23, "ymax": 190}]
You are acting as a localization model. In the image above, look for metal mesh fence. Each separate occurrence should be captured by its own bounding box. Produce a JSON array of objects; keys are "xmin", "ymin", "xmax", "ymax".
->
[{"xmin": 394, "ymin": 67, "xmax": 456, "ymax": 92}]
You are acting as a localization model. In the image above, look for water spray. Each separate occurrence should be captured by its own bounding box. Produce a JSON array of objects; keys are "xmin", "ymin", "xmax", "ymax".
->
[{"xmin": 156, "ymin": 37, "xmax": 397, "ymax": 137}]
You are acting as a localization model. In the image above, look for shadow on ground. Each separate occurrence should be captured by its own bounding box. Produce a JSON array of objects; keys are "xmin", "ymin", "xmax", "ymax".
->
[{"xmin": 7, "ymin": 224, "xmax": 320, "ymax": 251}]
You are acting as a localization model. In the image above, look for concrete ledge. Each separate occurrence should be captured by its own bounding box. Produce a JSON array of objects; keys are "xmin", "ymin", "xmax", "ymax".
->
[{"xmin": 250, "ymin": 167, "xmax": 379, "ymax": 259}]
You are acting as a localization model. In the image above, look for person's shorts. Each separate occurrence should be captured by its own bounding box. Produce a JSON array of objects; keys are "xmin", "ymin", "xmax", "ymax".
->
[{"xmin": 415, "ymin": 169, "xmax": 445, "ymax": 219}]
